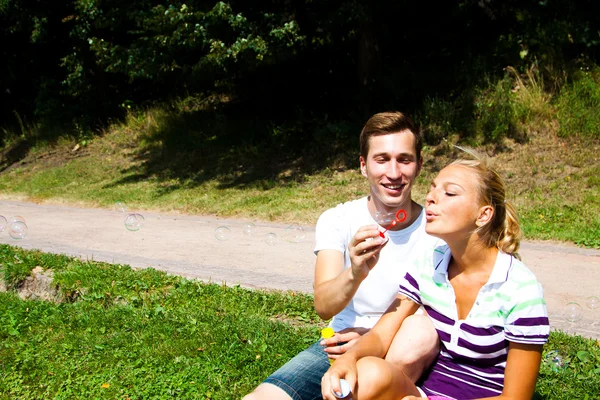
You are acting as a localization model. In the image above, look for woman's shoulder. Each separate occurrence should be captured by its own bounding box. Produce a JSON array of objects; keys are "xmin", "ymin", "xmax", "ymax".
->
[{"xmin": 502, "ymin": 253, "xmax": 541, "ymax": 287}]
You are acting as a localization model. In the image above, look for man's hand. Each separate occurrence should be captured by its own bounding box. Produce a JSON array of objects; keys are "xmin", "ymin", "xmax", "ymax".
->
[
  {"xmin": 348, "ymin": 225, "xmax": 389, "ymax": 282},
  {"xmin": 320, "ymin": 327, "xmax": 370, "ymax": 360}
]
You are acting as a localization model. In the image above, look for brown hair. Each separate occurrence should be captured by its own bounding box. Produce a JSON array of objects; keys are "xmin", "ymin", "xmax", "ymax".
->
[
  {"xmin": 359, "ymin": 112, "xmax": 423, "ymax": 162},
  {"xmin": 450, "ymin": 154, "xmax": 522, "ymax": 259}
]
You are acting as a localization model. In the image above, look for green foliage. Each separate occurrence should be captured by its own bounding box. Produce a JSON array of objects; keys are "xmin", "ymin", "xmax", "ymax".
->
[
  {"xmin": 417, "ymin": 96, "xmax": 460, "ymax": 145},
  {"xmin": 473, "ymin": 76, "xmax": 521, "ymax": 143},
  {"xmin": 3, "ymin": 0, "xmax": 600, "ymax": 147},
  {"xmin": 556, "ymin": 71, "xmax": 600, "ymax": 139},
  {"xmin": 417, "ymin": 65, "xmax": 554, "ymax": 145}
]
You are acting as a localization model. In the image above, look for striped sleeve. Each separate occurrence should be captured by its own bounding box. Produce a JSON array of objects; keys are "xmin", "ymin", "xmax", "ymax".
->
[
  {"xmin": 398, "ymin": 271, "xmax": 422, "ymax": 305},
  {"xmin": 397, "ymin": 247, "xmax": 431, "ymax": 305},
  {"xmin": 504, "ymin": 278, "xmax": 550, "ymax": 345}
]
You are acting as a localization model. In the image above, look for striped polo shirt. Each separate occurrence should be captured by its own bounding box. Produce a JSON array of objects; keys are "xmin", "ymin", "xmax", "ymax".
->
[{"xmin": 398, "ymin": 244, "xmax": 550, "ymax": 399}]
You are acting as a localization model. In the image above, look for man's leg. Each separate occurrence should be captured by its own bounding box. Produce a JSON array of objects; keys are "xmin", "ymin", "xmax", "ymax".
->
[
  {"xmin": 385, "ymin": 314, "xmax": 439, "ymax": 382},
  {"xmin": 243, "ymin": 342, "xmax": 331, "ymax": 400}
]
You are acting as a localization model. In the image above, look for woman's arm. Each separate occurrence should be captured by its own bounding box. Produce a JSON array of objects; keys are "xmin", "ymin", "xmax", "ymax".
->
[
  {"xmin": 321, "ymin": 296, "xmax": 420, "ymax": 399},
  {"xmin": 475, "ymin": 342, "xmax": 543, "ymax": 400}
]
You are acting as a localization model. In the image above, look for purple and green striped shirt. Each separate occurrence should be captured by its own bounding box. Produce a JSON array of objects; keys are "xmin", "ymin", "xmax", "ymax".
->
[{"xmin": 398, "ymin": 244, "xmax": 549, "ymax": 399}]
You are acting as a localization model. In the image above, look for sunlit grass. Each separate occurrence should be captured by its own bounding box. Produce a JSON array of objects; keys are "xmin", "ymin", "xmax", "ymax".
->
[
  {"xmin": 0, "ymin": 98, "xmax": 599, "ymax": 248},
  {"xmin": 0, "ymin": 245, "xmax": 598, "ymax": 399}
]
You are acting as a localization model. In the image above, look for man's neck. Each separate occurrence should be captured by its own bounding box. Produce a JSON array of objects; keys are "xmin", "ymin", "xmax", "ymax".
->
[{"xmin": 367, "ymin": 197, "xmax": 422, "ymax": 231}]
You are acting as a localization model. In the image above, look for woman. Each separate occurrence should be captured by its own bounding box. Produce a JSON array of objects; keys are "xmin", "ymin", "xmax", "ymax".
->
[{"xmin": 321, "ymin": 157, "xmax": 550, "ymax": 399}]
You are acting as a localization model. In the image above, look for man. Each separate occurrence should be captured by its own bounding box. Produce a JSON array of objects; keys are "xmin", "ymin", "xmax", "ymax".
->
[{"xmin": 243, "ymin": 111, "xmax": 439, "ymax": 400}]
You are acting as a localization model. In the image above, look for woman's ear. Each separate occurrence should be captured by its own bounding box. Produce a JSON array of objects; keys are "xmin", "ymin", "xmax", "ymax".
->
[{"xmin": 476, "ymin": 205, "xmax": 494, "ymax": 227}]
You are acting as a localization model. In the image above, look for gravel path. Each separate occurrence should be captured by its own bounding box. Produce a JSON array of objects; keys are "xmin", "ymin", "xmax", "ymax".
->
[{"xmin": 1, "ymin": 199, "xmax": 599, "ymax": 339}]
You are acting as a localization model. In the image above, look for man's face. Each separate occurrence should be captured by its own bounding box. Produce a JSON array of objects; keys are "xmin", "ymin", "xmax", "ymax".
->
[{"xmin": 360, "ymin": 131, "xmax": 422, "ymax": 214}]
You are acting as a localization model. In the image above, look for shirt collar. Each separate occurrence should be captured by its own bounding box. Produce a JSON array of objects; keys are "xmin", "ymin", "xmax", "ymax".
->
[{"xmin": 432, "ymin": 245, "xmax": 513, "ymax": 285}]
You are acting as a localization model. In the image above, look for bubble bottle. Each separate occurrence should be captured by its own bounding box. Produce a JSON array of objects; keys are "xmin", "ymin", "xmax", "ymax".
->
[{"xmin": 321, "ymin": 327, "xmax": 336, "ymax": 365}]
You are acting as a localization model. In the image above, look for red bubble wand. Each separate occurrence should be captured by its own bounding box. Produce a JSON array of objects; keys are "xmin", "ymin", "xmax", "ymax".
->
[{"xmin": 378, "ymin": 209, "xmax": 407, "ymax": 238}]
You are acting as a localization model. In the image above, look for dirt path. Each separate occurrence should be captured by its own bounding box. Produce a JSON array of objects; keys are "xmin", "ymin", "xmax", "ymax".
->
[{"xmin": 1, "ymin": 199, "xmax": 599, "ymax": 339}]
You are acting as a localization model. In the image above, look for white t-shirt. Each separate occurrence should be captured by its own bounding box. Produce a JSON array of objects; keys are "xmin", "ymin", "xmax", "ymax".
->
[{"xmin": 314, "ymin": 196, "xmax": 437, "ymax": 332}]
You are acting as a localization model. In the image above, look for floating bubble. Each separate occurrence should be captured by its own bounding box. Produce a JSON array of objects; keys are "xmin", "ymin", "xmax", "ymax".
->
[
  {"xmin": 564, "ymin": 302, "xmax": 583, "ymax": 323},
  {"xmin": 242, "ymin": 222, "xmax": 256, "ymax": 236},
  {"xmin": 115, "ymin": 201, "xmax": 128, "ymax": 213},
  {"xmin": 284, "ymin": 224, "xmax": 306, "ymax": 243},
  {"xmin": 0, "ymin": 215, "xmax": 7, "ymax": 232},
  {"xmin": 10, "ymin": 215, "xmax": 26, "ymax": 224},
  {"xmin": 544, "ymin": 350, "xmax": 567, "ymax": 372},
  {"xmin": 586, "ymin": 296, "xmax": 599, "ymax": 310},
  {"xmin": 8, "ymin": 221, "xmax": 28, "ymax": 239},
  {"xmin": 214, "ymin": 226, "xmax": 232, "ymax": 241},
  {"xmin": 124, "ymin": 213, "xmax": 145, "ymax": 231},
  {"xmin": 373, "ymin": 211, "xmax": 396, "ymax": 226},
  {"xmin": 264, "ymin": 232, "xmax": 277, "ymax": 246}
]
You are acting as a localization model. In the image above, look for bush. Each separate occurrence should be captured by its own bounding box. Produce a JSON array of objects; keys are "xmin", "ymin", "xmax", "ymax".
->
[
  {"xmin": 473, "ymin": 76, "xmax": 522, "ymax": 143},
  {"xmin": 556, "ymin": 72, "xmax": 600, "ymax": 139}
]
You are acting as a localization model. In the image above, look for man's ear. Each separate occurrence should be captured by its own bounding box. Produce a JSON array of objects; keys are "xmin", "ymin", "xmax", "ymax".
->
[
  {"xmin": 476, "ymin": 205, "xmax": 494, "ymax": 227},
  {"xmin": 360, "ymin": 156, "xmax": 368, "ymax": 178},
  {"xmin": 416, "ymin": 156, "xmax": 423, "ymax": 178}
]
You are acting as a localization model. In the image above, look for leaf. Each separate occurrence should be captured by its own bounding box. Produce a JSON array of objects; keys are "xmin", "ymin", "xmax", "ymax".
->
[{"xmin": 577, "ymin": 350, "xmax": 591, "ymax": 363}]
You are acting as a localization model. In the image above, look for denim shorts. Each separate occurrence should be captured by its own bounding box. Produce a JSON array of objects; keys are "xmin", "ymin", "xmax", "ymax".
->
[{"xmin": 263, "ymin": 341, "xmax": 330, "ymax": 400}]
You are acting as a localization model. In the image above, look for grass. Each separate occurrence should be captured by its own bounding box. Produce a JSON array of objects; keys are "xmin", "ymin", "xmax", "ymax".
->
[
  {"xmin": 1, "ymin": 245, "xmax": 599, "ymax": 399},
  {"xmin": 0, "ymin": 245, "xmax": 321, "ymax": 399},
  {"xmin": 0, "ymin": 104, "xmax": 599, "ymax": 247}
]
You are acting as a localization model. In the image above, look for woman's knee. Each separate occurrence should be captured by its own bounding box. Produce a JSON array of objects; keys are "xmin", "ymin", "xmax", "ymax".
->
[
  {"xmin": 355, "ymin": 357, "xmax": 394, "ymax": 399},
  {"xmin": 385, "ymin": 315, "xmax": 439, "ymax": 370}
]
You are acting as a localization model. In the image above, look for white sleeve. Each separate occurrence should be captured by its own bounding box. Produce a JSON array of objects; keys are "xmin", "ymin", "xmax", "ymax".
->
[{"xmin": 313, "ymin": 205, "xmax": 349, "ymax": 255}]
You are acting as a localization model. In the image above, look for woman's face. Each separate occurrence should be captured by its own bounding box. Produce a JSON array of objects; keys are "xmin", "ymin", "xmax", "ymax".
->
[{"xmin": 424, "ymin": 164, "xmax": 485, "ymax": 241}]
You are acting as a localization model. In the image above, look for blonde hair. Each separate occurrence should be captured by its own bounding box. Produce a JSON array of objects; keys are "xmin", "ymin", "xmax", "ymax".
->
[{"xmin": 450, "ymin": 151, "xmax": 522, "ymax": 259}]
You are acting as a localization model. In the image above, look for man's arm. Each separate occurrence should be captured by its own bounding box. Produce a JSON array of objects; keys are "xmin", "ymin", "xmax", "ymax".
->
[{"xmin": 313, "ymin": 224, "xmax": 388, "ymax": 320}]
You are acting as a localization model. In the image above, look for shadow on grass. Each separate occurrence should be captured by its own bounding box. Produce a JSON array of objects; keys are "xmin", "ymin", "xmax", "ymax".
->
[{"xmin": 104, "ymin": 104, "xmax": 360, "ymax": 192}]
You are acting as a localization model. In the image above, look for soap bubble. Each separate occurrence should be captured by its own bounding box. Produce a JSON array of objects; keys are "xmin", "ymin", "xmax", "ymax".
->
[
  {"xmin": 586, "ymin": 296, "xmax": 599, "ymax": 310},
  {"xmin": 214, "ymin": 226, "xmax": 232, "ymax": 241},
  {"xmin": 8, "ymin": 221, "xmax": 28, "ymax": 239},
  {"xmin": 0, "ymin": 215, "xmax": 7, "ymax": 232},
  {"xmin": 544, "ymin": 350, "xmax": 567, "ymax": 372},
  {"xmin": 115, "ymin": 201, "xmax": 128, "ymax": 213},
  {"xmin": 264, "ymin": 232, "xmax": 277, "ymax": 246},
  {"xmin": 10, "ymin": 215, "xmax": 26, "ymax": 224},
  {"xmin": 124, "ymin": 213, "xmax": 145, "ymax": 231},
  {"xmin": 373, "ymin": 211, "xmax": 396, "ymax": 226},
  {"xmin": 242, "ymin": 222, "xmax": 256, "ymax": 236},
  {"xmin": 564, "ymin": 302, "xmax": 583, "ymax": 323},
  {"xmin": 284, "ymin": 224, "xmax": 306, "ymax": 243}
]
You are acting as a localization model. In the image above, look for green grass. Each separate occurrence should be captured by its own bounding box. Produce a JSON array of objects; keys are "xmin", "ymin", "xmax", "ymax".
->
[
  {"xmin": 0, "ymin": 245, "xmax": 321, "ymax": 399},
  {"xmin": 556, "ymin": 71, "xmax": 600, "ymax": 139},
  {"xmin": 1, "ymin": 245, "xmax": 599, "ymax": 399}
]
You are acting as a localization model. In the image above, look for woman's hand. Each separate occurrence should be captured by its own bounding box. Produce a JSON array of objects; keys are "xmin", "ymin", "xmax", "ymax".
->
[
  {"xmin": 320, "ymin": 327, "xmax": 370, "ymax": 361},
  {"xmin": 321, "ymin": 355, "xmax": 358, "ymax": 400},
  {"xmin": 348, "ymin": 225, "xmax": 389, "ymax": 281}
]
